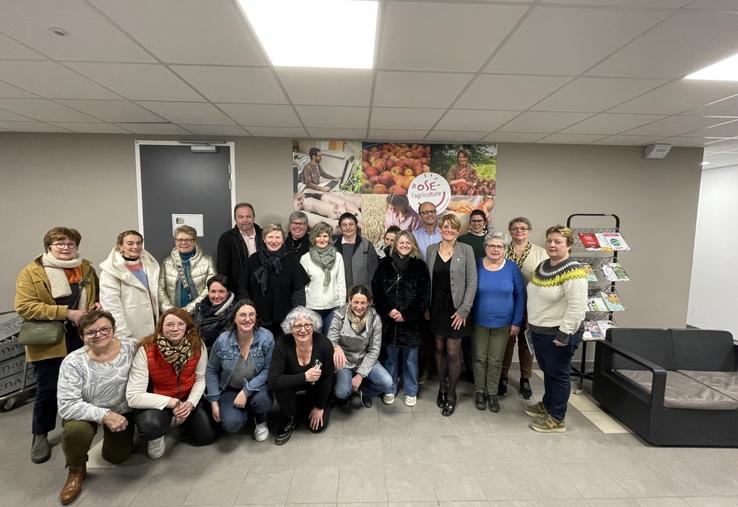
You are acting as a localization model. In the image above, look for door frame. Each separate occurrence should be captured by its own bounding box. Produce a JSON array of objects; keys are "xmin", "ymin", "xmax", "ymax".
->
[{"xmin": 134, "ymin": 140, "xmax": 236, "ymax": 236}]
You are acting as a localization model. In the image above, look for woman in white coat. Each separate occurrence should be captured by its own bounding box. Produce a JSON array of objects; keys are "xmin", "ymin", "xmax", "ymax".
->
[
  {"xmin": 99, "ymin": 230, "xmax": 160, "ymax": 342},
  {"xmin": 158, "ymin": 225, "xmax": 216, "ymax": 314}
]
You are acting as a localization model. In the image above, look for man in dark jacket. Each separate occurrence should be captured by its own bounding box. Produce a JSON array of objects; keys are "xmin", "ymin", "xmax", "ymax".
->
[{"xmin": 216, "ymin": 202, "xmax": 263, "ymax": 295}]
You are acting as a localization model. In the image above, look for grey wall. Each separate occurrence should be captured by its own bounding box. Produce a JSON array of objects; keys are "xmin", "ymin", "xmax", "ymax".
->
[{"xmin": 1, "ymin": 133, "xmax": 702, "ymax": 330}]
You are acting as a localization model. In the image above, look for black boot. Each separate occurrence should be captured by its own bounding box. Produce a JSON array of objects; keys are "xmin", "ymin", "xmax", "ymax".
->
[
  {"xmin": 519, "ymin": 378, "xmax": 532, "ymax": 400},
  {"xmin": 497, "ymin": 374, "xmax": 508, "ymax": 397},
  {"xmin": 275, "ymin": 417, "xmax": 296, "ymax": 446}
]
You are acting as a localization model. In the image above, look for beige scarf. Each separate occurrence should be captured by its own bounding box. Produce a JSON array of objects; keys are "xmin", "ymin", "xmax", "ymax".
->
[{"xmin": 41, "ymin": 252, "xmax": 87, "ymax": 309}]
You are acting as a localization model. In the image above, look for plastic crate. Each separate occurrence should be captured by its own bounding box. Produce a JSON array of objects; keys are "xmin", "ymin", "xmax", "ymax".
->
[
  {"xmin": 0, "ymin": 355, "xmax": 26, "ymax": 380},
  {"xmin": 0, "ymin": 367, "xmax": 34, "ymax": 398}
]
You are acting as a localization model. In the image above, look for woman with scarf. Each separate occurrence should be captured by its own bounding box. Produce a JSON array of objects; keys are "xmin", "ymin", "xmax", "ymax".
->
[
  {"xmin": 238, "ymin": 224, "xmax": 310, "ymax": 338},
  {"xmin": 158, "ymin": 225, "xmax": 216, "ymax": 314},
  {"xmin": 15, "ymin": 227, "xmax": 101, "ymax": 464},
  {"xmin": 371, "ymin": 231, "xmax": 430, "ymax": 407},
  {"xmin": 126, "ymin": 307, "xmax": 217, "ymax": 458},
  {"xmin": 334, "ymin": 212, "xmax": 378, "ymax": 294},
  {"xmin": 193, "ymin": 274, "xmax": 236, "ymax": 350},
  {"xmin": 300, "ymin": 221, "xmax": 346, "ymax": 333}
]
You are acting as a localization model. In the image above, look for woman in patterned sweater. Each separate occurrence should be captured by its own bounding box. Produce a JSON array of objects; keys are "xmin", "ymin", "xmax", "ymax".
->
[{"xmin": 525, "ymin": 225, "xmax": 588, "ymax": 433}]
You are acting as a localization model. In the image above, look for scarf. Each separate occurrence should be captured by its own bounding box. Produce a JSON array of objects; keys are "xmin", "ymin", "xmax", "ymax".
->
[
  {"xmin": 391, "ymin": 251, "xmax": 410, "ymax": 274},
  {"xmin": 156, "ymin": 334, "xmax": 193, "ymax": 375},
  {"xmin": 506, "ymin": 242, "xmax": 531, "ymax": 269},
  {"xmin": 200, "ymin": 292, "xmax": 235, "ymax": 317},
  {"xmin": 309, "ymin": 244, "xmax": 337, "ymax": 287},
  {"xmin": 175, "ymin": 249, "xmax": 197, "ymax": 307},
  {"xmin": 347, "ymin": 308, "xmax": 368, "ymax": 334},
  {"xmin": 41, "ymin": 251, "xmax": 84, "ymax": 299},
  {"xmin": 254, "ymin": 246, "xmax": 286, "ymax": 295}
]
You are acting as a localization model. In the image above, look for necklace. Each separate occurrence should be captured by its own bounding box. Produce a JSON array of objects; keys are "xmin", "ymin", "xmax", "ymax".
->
[{"xmin": 506, "ymin": 242, "xmax": 531, "ymax": 268}]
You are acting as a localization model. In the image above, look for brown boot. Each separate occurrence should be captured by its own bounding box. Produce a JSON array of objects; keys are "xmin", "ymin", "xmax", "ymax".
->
[{"xmin": 59, "ymin": 466, "xmax": 86, "ymax": 505}]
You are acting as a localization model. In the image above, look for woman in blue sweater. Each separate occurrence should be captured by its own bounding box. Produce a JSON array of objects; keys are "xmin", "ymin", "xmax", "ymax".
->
[{"xmin": 472, "ymin": 232, "xmax": 525, "ymax": 412}]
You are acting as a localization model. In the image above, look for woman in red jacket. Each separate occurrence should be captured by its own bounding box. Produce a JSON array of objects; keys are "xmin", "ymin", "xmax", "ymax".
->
[{"xmin": 126, "ymin": 308, "xmax": 217, "ymax": 459}]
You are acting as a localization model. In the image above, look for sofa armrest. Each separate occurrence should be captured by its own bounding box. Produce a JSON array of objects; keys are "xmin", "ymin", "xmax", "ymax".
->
[{"xmin": 595, "ymin": 340, "xmax": 667, "ymax": 408}]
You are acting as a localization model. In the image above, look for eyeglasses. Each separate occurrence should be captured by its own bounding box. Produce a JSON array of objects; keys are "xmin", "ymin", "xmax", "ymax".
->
[
  {"xmin": 84, "ymin": 326, "xmax": 112, "ymax": 339},
  {"xmin": 292, "ymin": 323, "xmax": 313, "ymax": 331},
  {"xmin": 236, "ymin": 312, "xmax": 256, "ymax": 320},
  {"xmin": 163, "ymin": 322, "xmax": 187, "ymax": 329},
  {"xmin": 51, "ymin": 242, "xmax": 77, "ymax": 249},
  {"xmin": 175, "ymin": 238, "xmax": 195, "ymax": 243},
  {"xmin": 470, "ymin": 219, "xmax": 485, "ymax": 224},
  {"xmin": 510, "ymin": 227, "xmax": 529, "ymax": 232},
  {"xmin": 290, "ymin": 221, "xmax": 307, "ymax": 227},
  {"xmin": 419, "ymin": 210, "xmax": 436, "ymax": 215},
  {"xmin": 485, "ymin": 244, "xmax": 504, "ymax": 249}
]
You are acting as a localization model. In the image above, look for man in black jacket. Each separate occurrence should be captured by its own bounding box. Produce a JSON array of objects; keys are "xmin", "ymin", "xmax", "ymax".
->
[{"xmin": 216, "ymin": 202, "xmax": 263, "ymax": 295}]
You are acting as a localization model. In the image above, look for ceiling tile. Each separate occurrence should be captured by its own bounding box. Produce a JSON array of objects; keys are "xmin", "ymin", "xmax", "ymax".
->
[
  {"xmin": 67, "ymin": 63, "xmax": 203, "ymax": 101},
  {"xmin": 424, "ymin": 131, "xmax": 488, "ymax": 142},
  {"xmin": 704, "ymin": 137, "xmax": 738, "ymax": 152},
  {"xmin": 0, "ymin": 34, "xmax": 45, "ymax": 60},
  {"xmin": 90, "ymin": 0, "xmax": 265, "ymax": 65},
  {"xmin": 49, "ymin": 122, "xmax": 130, "ymax": 133},
  {"xmin": 378, "ymin": 2, "xmax": 527, "ymax": 72},
  {"xmin": 57, "ymin": 99, "xmax": 164, "ymax": 122},
  {"xmin": 217, "ymin": 104, "xmax": 300, "ymax": 127},
  {"xmin": 136, "ymin": 101, "xmax": 235, "ymax": 125},
  {"xmin": 172, "ymin": 66, "xmax": 286, "ymax": 104},
  {"xmin": 686, "ymin": 121, "xmax": 738, "ymax": 138},
  {"xmin": 623, "ymin": 116, "xmax": 735, "ymax": 136},
  {"xmin": 0, "ymin": 98, "xmax": 99, "ymax": 122},
  {"xmin": 685, "ymin": 0, "xmax": 738, "ymax": 10},
  {"xmin": 536, "ymin": 133, "xmax": 606, "ymax": 144},
  {"xmin": 587, "ymin": 10, "xmax": 738, "ymax": 79},
  {"xmin": 533, "ymin": 77, "xmax": 666, "ymax": 112},
  {"xmin": 0, "ymin": 0, "xmax": 155, "ymax": 62},
  {"xmin": 373, "ymin": 72, "xmax": 473, "ymax": 108},
  {"xmin": 482, "ymin": 132, "xmax": 547, "ymax": 143},
  {"xmin": 435, "ymin": 109, "xmax": 520, "ymax": 131},
  {"xmin": 295, "ymin": 106, "xmax": 368, "ymax": 129},
  {"xmin": 115, "ymin": 123, "xmax": 190, "ymax": 135},
  {"xmin": 370, "ymin": 108, "xmax": 444, "ymax": 130},
  {"xmin": 689, "ymin": 94, "xmax": 738, "ymax": 116},
  {"xmin": 485, "ymin": 6, "xmax": 668, "ymax": 75},
  {"xmin": 702, "ymin": 152, "xmax": 738, "ymax": 169},
  {"xmin": 246, "ymin": 126, "xmax": 307, "ymax": 138},
  {"xmin": 367, "ymin": 129, "xmax": 430, "ymax": 142},
  {"xmin": 0, "ymin": 82, "xmax": 37, "ymax": 99},
  {"xmin": 0, "ymin": 109, "xmax": 34, "ymax": 121},
  {"xmin": 277, "ymin": 69, "xmax": 372, "ymax": 106},
  {"xmin": 542, "ymin": 0, "xmax": 689, "ymax": 6},
  {"xmin": 307, "ymin": 128, "xmax": 366, "ymax": 140},
  {"xmin": 563, "ymin": 113, "xmax": 667, "ymax": 134},
  {"xmin": 591, "ymin": 135, "xmax": 661, "ymax": 145},
  {"xmin": 0, "ymin": 61, "xmax": 120, "ymax": 99},
  {"xmin": 179, "ymin": 125, "xmax": 249, "ymax": 136},
  {"xmin": 0, "ymin": 121, "xmax": 71, "ymax": 132},
  {"xmin": 654, "ymin": 136, "xmax": 710, "ymax": 146},
  {"xmin": 456, "ymin": 75, "xmax": 570, "ymax": 110},
  {"xmin": 497, "ymin": 111, "xmax": 591, "ymax": 132},
  {"xmin": 610, "ymin": 80, "xmax": 738, "ymax": 115}
]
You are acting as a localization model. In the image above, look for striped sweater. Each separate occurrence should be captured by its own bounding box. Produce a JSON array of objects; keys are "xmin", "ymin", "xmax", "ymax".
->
[{"xmin": 526, "ymin": 258, "xmax": 588, "ymax": 344}]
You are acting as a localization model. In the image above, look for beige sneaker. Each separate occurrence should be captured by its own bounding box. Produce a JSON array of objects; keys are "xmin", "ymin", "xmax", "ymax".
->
[
  {"xmin": 525, "ymin": 401, "xmax": 547, "ymax": 418},
  {"xmin": 529, "ymin": 413, "xmax": 566, "ymax": 433},
  {"xmin": 404, "ymin": 395, "xmax": 417, "ymax": 407}
]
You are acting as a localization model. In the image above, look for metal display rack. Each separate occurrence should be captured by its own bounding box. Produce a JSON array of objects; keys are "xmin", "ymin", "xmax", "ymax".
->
[{"xmin": 0, "ymin": 311, "xmax": 36, "ymax": 411}]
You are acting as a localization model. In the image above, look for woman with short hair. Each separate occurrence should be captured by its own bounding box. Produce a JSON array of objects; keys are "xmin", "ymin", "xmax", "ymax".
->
[
  {"xmin": 334, "ymin": 212, "xmax": 378, "ymax": 293},
  {"xmin": 193, "ymin": 274, "xmax": 236, "ymax": 350},
  {"xmin": 158, "ymin": 225, "xmax": 216, "ymax": 314}
]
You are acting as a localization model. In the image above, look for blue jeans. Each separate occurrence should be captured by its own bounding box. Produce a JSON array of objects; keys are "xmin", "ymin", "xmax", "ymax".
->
[
  {"xmin": 313, "ymin": 308, "xmax": 336, "ymax": 335},
  {"xmin": 531, "ymin": 331, "xmax": 582, "ymax": 421},
  {"xmin": 384, "ymin": 345, "xmax": 419, "ymax": 396},
  {"xmin": 217, "ymin": 389, "xmax": 272, "ymax": 433},
  {"xmin": 334, "ymin": 363, "xmax": 394, "ymax": 401}
]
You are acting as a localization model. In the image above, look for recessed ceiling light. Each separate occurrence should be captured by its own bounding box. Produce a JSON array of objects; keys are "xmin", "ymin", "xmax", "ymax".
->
[
  {"xmin": 49, "ymin": 26, "xmax": 70, "ymax": 37},
  {"xmin": 685, "ymin": 53, "xmax": 738, "ymax": 81},
  {"xmin": 237, "ymin": 0, "xmax": 378, "ymax": 69}
]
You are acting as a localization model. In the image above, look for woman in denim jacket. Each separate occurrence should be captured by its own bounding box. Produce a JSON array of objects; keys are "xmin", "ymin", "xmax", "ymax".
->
[{"xmin": 205, "ymin": 300, "xmax": 274, "ymax": 440}]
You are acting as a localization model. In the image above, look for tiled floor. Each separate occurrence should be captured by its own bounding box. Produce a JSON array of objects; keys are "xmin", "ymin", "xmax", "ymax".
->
[{"xmin": 2, "ymin": 369, "xmax": 738, "ymax": 506}]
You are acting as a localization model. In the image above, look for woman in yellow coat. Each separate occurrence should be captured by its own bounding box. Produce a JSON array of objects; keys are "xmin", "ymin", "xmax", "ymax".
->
[{"xmin": 15, "ymin": 227, "xmax": 100, "ymax": 464}]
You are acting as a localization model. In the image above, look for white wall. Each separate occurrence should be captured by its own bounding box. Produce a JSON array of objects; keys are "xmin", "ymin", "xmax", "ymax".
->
[{"xmin": 688, "ymin": 165, "xmax": 738, "ymax": 341}]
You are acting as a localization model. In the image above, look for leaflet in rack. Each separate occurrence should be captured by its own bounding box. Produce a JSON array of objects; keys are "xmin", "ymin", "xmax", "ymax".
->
[
  {"xmin": 602, "ymin": 262, "xmax": 630, "ymax": 282},
  {"xmin": 577, "ymin": 231, "xmax": 630, "ymax": 251}
]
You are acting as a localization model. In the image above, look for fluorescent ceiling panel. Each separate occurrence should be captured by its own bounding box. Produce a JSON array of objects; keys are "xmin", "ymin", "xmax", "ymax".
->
[
  {"xmin": 686, "ymin": 53, "xmax": 738, "ymax": 81},
  {"xmin": 238, "ymin": 0, "xmax": 378, "ymax": 69}
]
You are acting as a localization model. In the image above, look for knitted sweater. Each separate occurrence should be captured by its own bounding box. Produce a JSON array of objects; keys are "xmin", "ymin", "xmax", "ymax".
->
[{"xmin": 526, "ymin": 258, "xmax": 588, "ymax": 345}]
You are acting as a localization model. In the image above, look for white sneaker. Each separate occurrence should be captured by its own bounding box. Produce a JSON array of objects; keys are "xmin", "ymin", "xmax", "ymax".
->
[
  {"xmin": 254, "ymin": 422, "xmax": 269, "ymax": 442},
  {"xmin": 147, "ymin": 436, "xmax": 166, "ymax": 459},
  {"xmin": 404, "ymin": 395, "xmax": 417, "ymax": 407},
  {"xmin": 382, "ymin": 393, "xmax": 395, "ymax": 405}
]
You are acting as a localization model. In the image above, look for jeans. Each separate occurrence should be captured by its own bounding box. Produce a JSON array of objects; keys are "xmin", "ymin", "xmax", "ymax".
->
[
  {"xmin": 472, "ymin": 324, "xmax": 510, "ymax": 395},
  {"xmin": 31, "ymin": 357, "xmax": 63, "ymax": 435},
  {"xmin": 531, "ymin": 330, "xmax": 582, "ymax": 421},
  {"xmin": 384, "ymin": 345, "xmax": 419, "ymax": 396},
  {"xmin": 135, "ymin": 401, "xmax": 218, "ymax": 446},
  {"xmin": 61, "ymin": 413, "xmax": 135, "ymax": 468},
  {"xmin": 312, "ymin": 308, "xmax": 336, "ymax": 335},
  {"xmin": 217, "ymin": 389, "xmax": 272, "ymax": 434},
  {"xmin": 334, "ymin": 363, "xmax": 394, "ymax": 401}
]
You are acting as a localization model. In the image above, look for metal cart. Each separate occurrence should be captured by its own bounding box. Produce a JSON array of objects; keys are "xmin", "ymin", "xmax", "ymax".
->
[{"xmin": 0, "ymin": 311, "xmax": 36, "ymax": 411}]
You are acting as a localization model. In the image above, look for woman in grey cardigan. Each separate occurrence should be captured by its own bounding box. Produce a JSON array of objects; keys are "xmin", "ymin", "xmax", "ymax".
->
[{"xmin": 426, "ymin": 214, "xmax": 477, "ymax": 416}]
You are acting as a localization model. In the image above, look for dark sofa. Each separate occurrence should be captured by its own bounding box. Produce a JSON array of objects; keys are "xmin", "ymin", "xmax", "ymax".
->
[{"xmin": 592, "ymin": 327, "xmax": 738, "ymax": 447}]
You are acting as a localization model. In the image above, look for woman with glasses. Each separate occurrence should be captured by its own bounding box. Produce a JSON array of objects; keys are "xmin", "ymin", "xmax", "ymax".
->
[
  {"xmin": 15, "ymin": 227, "xmax": 101, "ymax": 464},
  {"xmin": 158, "ymin": 225, "xmax": 216, "ymax": 314},
  {"xmin": 285, "ymin": 211, "xmax": 311, "ymax": 258},
  {"xmin": 267, "ymin": 307, "xmax": 335, "ymax": 445},
  {"xmin": 458, "ymin": 209, "xmax": 488, "ymax": 259},
  {"xmin": 56, "ymin": 310, "xmax": 136, "ymax": 505},
  {"xmin": 500, "ymin": 217, "xmax": 548, "ymax": 400},
  {"xmin": 99, "ymin": 230, "xmax": 160, "ymax": 342},
  {"xmin": 334, "ymin": 212, "xmax": 378, "ymax": 293},
  {"xmin": 472, "ymin": 232, "xmax": 525, "ymax": 413},
  {"xmin": 127, "ymin": 308, "xmax": 217, "ymax": 459},
  {"xmin": 205, "ymin": 300, "xmax": 273, "ymax": 439}
]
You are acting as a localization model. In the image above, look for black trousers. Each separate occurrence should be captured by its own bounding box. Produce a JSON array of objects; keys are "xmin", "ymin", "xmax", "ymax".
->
[
  {"xmin": 273, "ymin": 387, "xmax": 331, "ymax": 433},
  {"xmin": 31, "ymin": 357, "xmax": 64, "ymax": 435},
  {"xmin": 134, "ymin": 402, "xmax": 218, "ymax": 446}
]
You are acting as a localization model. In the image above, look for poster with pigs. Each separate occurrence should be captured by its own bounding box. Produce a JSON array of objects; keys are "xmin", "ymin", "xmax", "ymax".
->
[{"xmin": 292, "ymin": 140, "xmax": 497, "ymax": 246}]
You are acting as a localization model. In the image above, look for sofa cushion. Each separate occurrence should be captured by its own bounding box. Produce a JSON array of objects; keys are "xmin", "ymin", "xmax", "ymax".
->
[
  {"xmin": 678, "ymin": 370, "xmax": 738, "ymax": 402},
  {"xmin": 671, "ymin": 330, "xmax": 736, "ymax": 371},
  {"xmin": 615, "ymin": 369, "xmax": 738, "ymax": 410}
]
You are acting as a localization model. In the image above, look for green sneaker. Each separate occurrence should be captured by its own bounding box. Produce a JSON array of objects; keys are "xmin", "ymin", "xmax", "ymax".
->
[
  {"xmin": 524, "ymin": 401, "xmax": 547, "ymax": 418},
  {"xmin": 529, "ymin": 414, "xmax": 566, "ymax": 433}
]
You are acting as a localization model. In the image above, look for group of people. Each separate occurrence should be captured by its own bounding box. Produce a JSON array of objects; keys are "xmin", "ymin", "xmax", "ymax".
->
[{"xmin": 14, "ymin": 201, "xmax": 588, "ymax": 505}]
